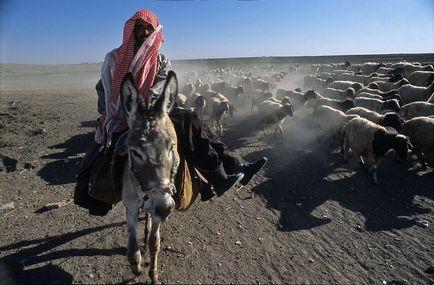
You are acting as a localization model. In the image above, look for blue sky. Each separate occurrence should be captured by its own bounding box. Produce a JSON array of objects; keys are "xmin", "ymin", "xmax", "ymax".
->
[{"xmin": 1, "ymin": 0, "xmax": 433, "ymax": 64}]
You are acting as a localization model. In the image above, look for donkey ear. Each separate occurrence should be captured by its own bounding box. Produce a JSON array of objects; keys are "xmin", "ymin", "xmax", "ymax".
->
[
  {"xmin": 153, "ymin": 71, "xmax": 178, "ymax": 118},
  {"xmin": 121, "ymin": 73, "xmax": 139, "ymax": 118}
]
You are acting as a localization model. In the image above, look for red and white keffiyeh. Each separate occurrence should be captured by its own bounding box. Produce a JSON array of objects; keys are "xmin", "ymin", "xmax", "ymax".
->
[{"xmin": 95, "ymin": 9, "xmax": 164, "ymax": 146}]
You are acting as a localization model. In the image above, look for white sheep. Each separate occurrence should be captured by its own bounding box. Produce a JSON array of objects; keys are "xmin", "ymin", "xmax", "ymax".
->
[
  {"xmin": 401, "ymin": 116, "xmax": 434, "ymax": 166},
  {"xmin": 355, "ymin": 91, "xmax": 403, "ymax": 106},
  {"xmin": 184, "ymin": 92, "xmax": 202, "ymax": 109},
  {"xmin": 258, "ymin": 100, "xmax": 294, "ymax": 138},
  {"xmin": 206, "ymin": 96, "xmax": 230, "ymax": 136},
  {"xmin": 365, "ymin": 74, "xmax": 394, "ymax": 85},
  {"xmin": 370, "ymin": 78, "xmax": 409, "ymax": 92},
  {"xmin": 276, "ymin": 89, "xmax": 311, "ymax": 109},
  {"xmin": 332, "ymin": 70, "xmax": 354, "ymax": 80},
  {"xmin": 313, "ymin": 105, "xmax": 359, "ymax": 140},
  {"xmin": 336, "ymin": 73, "xmax": 371, "ymax": 84},
  {"xmin": 408, "ymin": 70, "xmax": 434, "ymax": 87},
  {"xmin": 359, "ymin": 62, "xmax": 386, "ymax": 75},
  {"xmin": 327, "ymin": 80, "xmax": 363, "ymax": 92},
  {"xmin": 251, "ymin": 89, "xmax": 273, "ymax": 112},
  {"xmin": 193, "ymin": 95, "xmax": 207, "ymax": 122},
  {"xmin": 341, "ymin": 117, "xmax": 408, "ymax": 184},
  {"xmin": 176, "ymin": 93, "xmax": 187, "ymax": 108},
  {"xmin": 376, "ymin": 66, "xmax": 394, "ymax": 75},
  {"xmin": 310, "ymin": 97, "xmax": 355, "ymax": 113},
  {"xmin": 353, "ymin": 97, "xmax": 401, "ymax": 113},
  {"xmin": 391, "ymin": 63, "xmax": 434, "ymax": 79},
  {"xmin": 323, "ymin": 87, "xmax": 356, "ymax": 100},
  {"xmin": 346, "ymin": 107, "xmax": 405, "ymax": 132},
  {"xmin": 397, "ymin": 81, "xmax": 434, "ymax": 104},
  {"xmin": 399, "ymin": 101, "xmax": 434, "ymax": 120}
]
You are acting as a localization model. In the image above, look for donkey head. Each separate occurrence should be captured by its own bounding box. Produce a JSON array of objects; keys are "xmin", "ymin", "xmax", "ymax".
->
[{"xmin": 121, "ymin": 71, "xmax": 178, "ymax": 219}]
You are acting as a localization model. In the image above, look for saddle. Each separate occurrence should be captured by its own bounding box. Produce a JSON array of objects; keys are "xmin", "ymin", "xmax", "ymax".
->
[{"xmin": 88, "ymin": 119, "xmax": 201, "ymax": 211}]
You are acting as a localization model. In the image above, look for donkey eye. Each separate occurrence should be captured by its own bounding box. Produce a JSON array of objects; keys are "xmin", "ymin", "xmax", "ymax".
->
[
  {"xmin": 168, "ymin": 143, "xmax": 174, "ymax": 152},
  {"xmin": 131, "ymin": 149, "xmax": 144, "ymax": 160}
]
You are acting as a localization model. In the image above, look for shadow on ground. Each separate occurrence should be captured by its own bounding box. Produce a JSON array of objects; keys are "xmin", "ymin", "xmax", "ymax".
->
[
  {"xmin": 228, "ymin": 112, "xmax": 434, "ymax": 232},
  {"xmin": 37, "ymin": 130, "xmax": 95, "ymax": 185},
  {"xmin": 0, "ymin": 219, "xmax": 137, "ymax": 284}
]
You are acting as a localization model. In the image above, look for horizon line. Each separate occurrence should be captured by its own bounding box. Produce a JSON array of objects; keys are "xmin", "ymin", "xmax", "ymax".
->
[{"xmin": 1, "ymin": 52, "xmax": 433, "ymax": 66}]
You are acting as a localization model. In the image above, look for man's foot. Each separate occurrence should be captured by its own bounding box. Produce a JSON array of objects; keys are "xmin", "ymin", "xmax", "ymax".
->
[
  {"xmin": 214, "ymin": 173, "xmax": 245, "ymax": 197},
  {"xmin": 239, "ymin": 157, "xmax": 268, "ymax": 186}
]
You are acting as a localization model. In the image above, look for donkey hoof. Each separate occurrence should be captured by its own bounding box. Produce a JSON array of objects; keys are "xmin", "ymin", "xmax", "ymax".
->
[
  {"xmin": 130, "ymin": 260, "xmax": 143, "ymax": 276},
  {"xmin": 128, "ymin": 251, "xmax": 142, "ymax": 276},
  {"xmin": 150, "ymin": 270, "xmax": 160, "ymax": 284}
]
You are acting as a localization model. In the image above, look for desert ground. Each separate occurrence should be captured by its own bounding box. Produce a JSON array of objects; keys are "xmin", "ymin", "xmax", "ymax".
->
[{"xmin": 1, "ymin": 55, "xmax": 433, "ymax": 284}]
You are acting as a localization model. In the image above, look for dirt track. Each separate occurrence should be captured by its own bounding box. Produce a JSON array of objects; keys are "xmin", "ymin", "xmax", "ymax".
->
[{"xmin": 0, "ymin": 61, "xmax": 433, "ymax": 284}]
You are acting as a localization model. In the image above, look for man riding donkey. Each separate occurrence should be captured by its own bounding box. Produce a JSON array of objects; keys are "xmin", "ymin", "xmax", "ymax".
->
[{"xmin": 74, "ymin": 9, "xmax": 267, "ymax": 216}]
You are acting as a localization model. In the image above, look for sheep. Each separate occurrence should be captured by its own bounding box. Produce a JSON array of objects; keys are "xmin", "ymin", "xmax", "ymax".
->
[
  {"xmin": 390, "ymin": 63, "xmax": 434, "ymax": 79},
  {"xmin": 319, "ymin": 72, "xmax": 333, "ymax": 80},
  {"xmin": 182, "ymin": 83, "xmax": 195, "ymax": 96},
  {"xmin": 355, "ymin": 85, "xmax": 398, "ymax": 97},
  {"xmin": 266, "ymin": 96, "xmax": 293, "ymax": 106},
  {"xmin": 332, "ymin": 70, "xmax": 354, "ymax": 79},
  {"xmin": 399, "ymin": 102, "xmax": 434, "ymax": 120},
  {"xmin": 408, "ymin": 71, "xmax": 434, "ymax": 87},
  {"xmin": 311, "ymin": 97, "xmax": 355, "ymax": 113},
  {"xmin": 207, "ymin": 96, "xmax": 231, "ymax": 136},
  {"xmin": 312, "ymin": 77, "xmax": 333, "ymax": 92},
  {"xmin": 376, "ymin": 66, "xmax": 394, "ymax": 75},
  {"xmin": 203, "ymin": 89, "xmax": 219, "ymax": 99},
  {"xmin": 280, "ymin": 96, "xmax": 292, "ymax": 105},
  {"xmin": 341, "ymin": 117, "xmax": 408, "ymax": 184},
  {"xmin": 346, "ymin": 107, "xmax": 405, "ymax": 132},
  {"xmin": 253, "ymin": 78, "xmax": 272, "ymax": 92},
  {"xmin": 327, "ymin": 81, "xmax": 363, "ymax": 92},
  {"xmin": 194, "ymin": 95, "xmax": 207, "ymax": 122},
  {"xmin": 323, "ymin": 87, "xmax": 356, "ymax": 100},
  {"xmin": 359, "ymin": 62, "xmax": 386, "ymax": 75},
  {"xmin": 313, "ymin": 105, "xmax": 359, "ymax": 143},
  {"xmin": 276, "ymin": 89, "xmax": 311, "ymax": 109},
  {"xmin": 353, "ymin": 97, "xmax": 401, "ymax": 113},
  {"xmin": 211, "ymin": 81, "xmax": 229, "ymax": 93},
  {"xmin": 323, "ymin": 87, "xmax": 345, "ymax": 99},
  {"xmin": 355, "ymin": 92, "xmax": 403, "ymax": 106},
  {"xmin": 251, "ymin": 90, "xmax": 273, "ymax": 112},
  {"xmin": 365, "ymin": 74, "xmax": 394, "ymax": 85},
  {"xmin": 401, "ymin": 116, "xmax": 434, "ymax": 166},
  {"xmin": 397, "ymin": 81, "xmax": 434, "ymax": 104},
  {"xmin": 196, "ymin": 83, "xmax": 212, "ymax": 93},
  {"xmin": 222, "ymin": 86, "xmax": 245, "ymax": 101},
  {"xmin": 185, "ymin": 92, "xmax": 202, "ymax": 109},
  {"xmin": 304, "ymin": 75, "xmax": 332, "ymax": 91},
  {"xmin": 258, "ymin": 101, "xmax": 294, "ymax": 138},
  {"xmin": 334, "ymin": 73, "xmax": 370, "ymax": 84},
  {"xmin": 176, "ymin": 93, "xmax": 188, "ymax": 108},
  {"xmin": 346, "ymin": 64, "xmax": 361, "ymax": 73},
  {"xmin": 371, "ymin": 78, "xmax": 410, "ymax": 92}
]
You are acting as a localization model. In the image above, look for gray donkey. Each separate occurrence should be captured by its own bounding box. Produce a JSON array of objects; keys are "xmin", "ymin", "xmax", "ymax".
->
[{"xmin": 120, "ymin": 70, "xmax": 178, "ymax": 284}]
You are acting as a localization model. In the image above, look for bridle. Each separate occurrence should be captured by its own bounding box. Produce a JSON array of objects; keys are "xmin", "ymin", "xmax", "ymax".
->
[
  {"xmin": 129, "ymin": 161, "xmax": 176, "ymax": 196},
  {"xmin": 128, "ymin": 118, "xmax": 177, "ymax": 197}
]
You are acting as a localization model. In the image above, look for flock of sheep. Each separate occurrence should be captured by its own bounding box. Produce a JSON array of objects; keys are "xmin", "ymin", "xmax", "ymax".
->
[{"xmin": 175, "ymin": 60, "xmax": 434, "ymax": 184}]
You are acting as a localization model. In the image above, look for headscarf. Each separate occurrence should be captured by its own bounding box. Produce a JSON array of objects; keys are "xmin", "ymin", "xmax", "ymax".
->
[
  {"xmin": 111, "ymin": 9, "xmax": 164, "ymax": 105},
  {"xmin": 96, "ymin": 9, "xmax": 164, "ymax": 146}
]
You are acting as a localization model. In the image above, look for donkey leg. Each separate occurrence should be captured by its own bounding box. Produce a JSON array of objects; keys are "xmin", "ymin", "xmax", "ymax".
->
[
  {"xmin": 148, "ymin": 218, "xmax": 161, "ymax": 284},
  {"xmin": 143, "ymin": 212, "xmax": 152, "ymax": 265},
  {"xmin": 125, "ymin": 204, "xmax": 142, "ymax": 276}
]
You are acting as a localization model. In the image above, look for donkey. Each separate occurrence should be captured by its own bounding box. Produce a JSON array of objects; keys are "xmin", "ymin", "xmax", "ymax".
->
[{"xmin": 120, "ymin": 70, "xmax": 178, "ymax": 284}]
